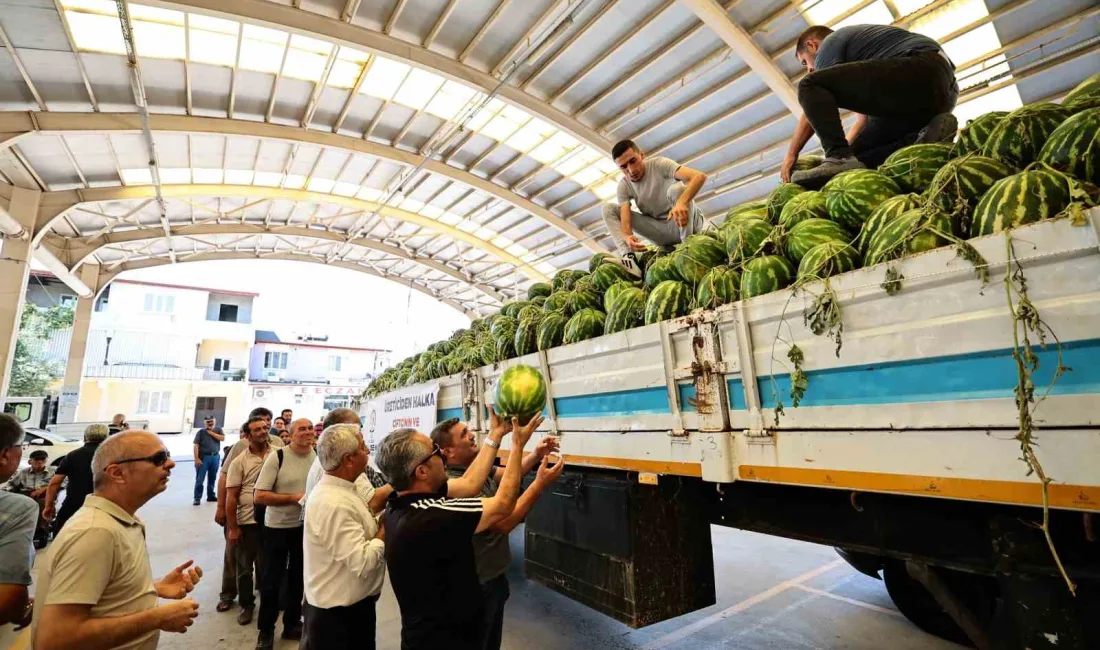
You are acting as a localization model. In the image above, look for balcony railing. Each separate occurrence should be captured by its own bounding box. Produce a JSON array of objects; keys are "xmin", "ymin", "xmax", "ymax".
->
[
  {"xmin": 83, "ymin": 365, "xmax": 246, "ymax": 381},
  {"xmin": 202, "ymin": 368, "xmax": 246, "ymax": 382}
]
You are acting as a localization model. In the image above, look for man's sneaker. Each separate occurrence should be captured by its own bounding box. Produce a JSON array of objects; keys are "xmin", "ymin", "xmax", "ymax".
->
[
  {"xmin": 791, "ymin": 156, "xmax": 866, "ymax": 188},
  {"xmin": 281, "ymin": 624, "xmax": 303, "ymax": 640},
  {"xmin": 916, "ymin": 112, "xmax": 958, "ymax": 144},
  {"xmin": 256, "ymin": 631, "xmax": 274, "ymax": 650},
  {"xmin": 609, "ymin": 252, "xmax": 643, "ymax": 279}
]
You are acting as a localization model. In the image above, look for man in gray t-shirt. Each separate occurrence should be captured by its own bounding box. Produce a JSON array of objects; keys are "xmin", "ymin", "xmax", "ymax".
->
[
  {"xmin": 0, "ymin": 414, "xmax": 37, "ymax": 626},
  {"xmin": 601, "ymin": 139, "xmax": 709, "ymax": 275},
  {"xmin": 253, "ymin": 418, "xmax": 316, "ymax": 647}
]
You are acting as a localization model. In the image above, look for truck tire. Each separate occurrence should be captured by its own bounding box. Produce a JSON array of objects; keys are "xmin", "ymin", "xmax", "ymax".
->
[{"xmin": 882, "ymin": 560, "xmax": 995, "ymax": 647}]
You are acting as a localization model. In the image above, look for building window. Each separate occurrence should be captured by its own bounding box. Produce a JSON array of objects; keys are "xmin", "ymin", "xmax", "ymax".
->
[
  {"xmin": 264, "ymin": 351, "xmax": 287, "ymax": 369},
  {"xmin": 137, "ymin": 390, "xmax": 172, "ymax": 414},
  {"xmin": 143, "ymin": 294, "xmax": 175, "ymax": 313},
  {"xmin": 213, "ymin": 358, "xmax": 230, "ymax": 371},
  {"xmin": 59, "ymin": 295, "xmax": 77, "ymax": 309},
  {"xmin": 218, "ymin": 304, "xmax": 239, "ymax": 322},
  {"xmin": 328, "ymin": 355, "xmax": 342, "ymax": 371}
]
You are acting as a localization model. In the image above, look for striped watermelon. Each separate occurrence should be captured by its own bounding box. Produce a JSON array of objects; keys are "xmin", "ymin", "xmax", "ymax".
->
[
  {"xmin": 855, "ymin": 193, "xmax": 922, "ymax": 255},
  {"xmin": 822, "ymin": 169, "xmax": 901, "ymax": 231},
  {"xmin": 879, "ymin": 144, "xmax": 952, "ymax": 193},
  {"xmin": 493, "ymin": 364, "xmax": 547, "ymax": 425},
  {"xmin": 563, "ymin": 308, "xmax": 606, "ymax": 345},
  {"xmin": 952, "ymin": 111, "xmax": 1008, "ymax": 156},
  {"xmin": 971, "ymin": 166, "xmax": 1074, "ymax": 237},
  {"xmin": 591, "ymin": 262, "xmax": 634, "ymax": 292},
  {"xmin": 536, "ymin": 313, "xmax": 568, "ymax": 351},
  {"xmin": 644, "ymin": 280, "xmax": 692, "ymax": 324},
  {"xmin": 797, "ymin": 242, "xmax": 862, "ymax": 282},
  {"xmin": 722, "ymin": 217, "xmax": 773, "ymax": 265},
  {"xmin": 490, "ymin": 316, "xmax": 517, "ymax": 339},
  {"xmin": 741, "ymin": 255, "xmax": 794, "ymax": 299},
  {"xmin": 1038, "ymin": 108, "xmax": 1100, "ymax": 184},
  {"xmin": 795, "ymin": 155, "xmax": 824, "ymax": 171},
  {"xmin": 517, "ymin": 305, "xmax": 543, "ymax": 323},
  {"xmin": 605, "ymin": 286, "xmax": 647, "ymax": 334},
  {"xmin": 527, "ymin": 283, "xmax": 552, "ymax": 300},
  {"xmin": 1064, "ymin": 71, "xmax": 1100, "ymax": 110},
  {"xmin": 644, "ymin": 255, "xmax": 681, "ymax": 287},
  {"xmin": 766, "ymin": 183, "xmax": 807, "ymax": 223},
  {"xmin": 865, "ymin": 207, "xmax": 953, "ymax": 266},
  {"xmin": 500, "ymin": 301, "xmax": 530, "ymax": 319},
  {"xmin": 552, "ymin": 269, "xmax": 587, "ymax": 292},
  {"xmin": 725, "ymin": 199, "xmax": 769, "ymax": 223},
  {"xmin": 695, "ymin": 266, "xmax": 740, "ymax": 309},
  {"xmin": 926, "ymin": 155, "xmax": 1016, "ymax": 234},
  {"xmin": 541, "ymin": 292, "xmax": 573, "ymax": 317},
  {"xmin": 779, "ymin": 191, "xmax": 830, "ymax": 228},
  {"xmin": 492, "ymin": 333, "xmax": 516, "ymax": 363},
  {"xmin": 785, "ymin": 218, "xmax": 852, "ymax": 263},
  {"xmin": 531, "ymin": 296, "xmax": 547, "ymax": 308},
  {"xmin": 588, "ymin": 252, "xmax": 612, "ymax": 273},
  {"xmin": 568, "ymin": 287, "xmax": 603, "ymax": 314},
  {"xmin": 603, "ymin": 280, "xmax": 640, "ymax": 313},
  {"xmin": 981, "ymin": 103, "xmax": 1071, "ymax": 168},
  {"xmin": 674, "ymin": 235, "xmax": 727, "ymax": 285},
  {"xmin": 513, "ymin": 318, "xmax": 540, "ymax": 356}
]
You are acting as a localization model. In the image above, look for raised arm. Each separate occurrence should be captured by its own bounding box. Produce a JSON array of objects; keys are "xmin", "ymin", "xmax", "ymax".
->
[
  {"xmin": 476, "ymin": 415, "xmax": 542, "ymax": 534},
  {"xmin": 489, "ymin": 454, "xmax": 565, "ymax": 534},
  {"xmin": 446, "ymin": 407, "xmax": 509, "ymax": 498}
]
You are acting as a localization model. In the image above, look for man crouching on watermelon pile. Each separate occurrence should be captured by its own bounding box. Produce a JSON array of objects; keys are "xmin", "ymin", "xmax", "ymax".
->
[
  {"xmin": 781, "ymin": 24, "xmax": 959, "ymax": 188},
  {"xmin": 601, "ymin": 139, "xmax": 709, "ymax": 277}
]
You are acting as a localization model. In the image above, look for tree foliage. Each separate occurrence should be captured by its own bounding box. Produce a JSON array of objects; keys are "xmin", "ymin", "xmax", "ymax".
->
[{"xmin": 9, "ymin": 304, "xmax": 74, "ymax": 396}]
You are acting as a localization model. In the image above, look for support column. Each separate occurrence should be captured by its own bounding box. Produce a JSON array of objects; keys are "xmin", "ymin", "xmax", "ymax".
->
[
  {"xmin": 0, "ymin": 187, "xmax": 41, "ymax": 397},
  {"xmin": 57, "ymin": 264, "xmax": 100, "ymax": 423}
]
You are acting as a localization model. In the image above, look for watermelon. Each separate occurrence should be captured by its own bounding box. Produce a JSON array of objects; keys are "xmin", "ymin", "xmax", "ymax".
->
[
  {"xmin": 779, "ymin": 191, "xmax": 830, "ymax": 228},
  {"xmin": 605, "ymin": 286, "xmax": 646, "ymax": 334},
  {"xmin": 674, "ymin": 234, "xmax": 727, "ymax": 285},
  {"xmin": 490, "ymin": 316, "xmax": 517, "ymax": 339},
  {"xmin": 644, "ymin": 254, "xmax": 681, "ymax": 287},
  {"xmin": 952, "ymin": 111, "xmax": 1008, "ymax": 156},
  {"xmin": 603, "ymin": 280, "xmax": 640, "ymax": 313},
  {"xmin": 970, "ymin": 166, "xmax": 1074, "ymax": 237},
  {"xmin": 514, "ymin": 318, "xmax": 539, "ymax": 356},
  {"xmin": 856, "ymin": 193, "xmax": 922, "ymax": 254},
  {"xmin": 644, "ymin": 280, "xmax": 692, "ymax": 324},
  {"xmin": 568, "ymin": 287, "xmax": 603, "ymax": 314},
  {"xmin": 1038, "ymin": 108, "xmax": 1100, "ymax": 184},
  {"xmin": 741, "ymin": 255, "xmax": 794, "ymax": 299},
  {"xmin": 590, "ymin": 262, "xmax": 634, "ymax": 292},
  {"xmin": 725, "ymin": 199, "xmax": 769, "ymax": 223},
  {"xmin": 879, "ymin": 144, "xmax": 952, "ymax": 193},
  {"xmin": 926, "ymin": 155, "xmax": 1016, "ymax": 234},
  {"xmin": 797, "ymin": 242, "xmax": 862, "ymax": 282},
  {"xmin": 493, "ymin": 364, "xmax": 547, "ymax": 425},
  {"xmin": 794, "ymin": 155, "xmax": 824, "ymax": 171},
  {"xmin": 517, "ymin": 305, "xmax": 543, "ymax": 323},
  {"xmin": 531, "ymin": 296, "xmax": 547, "ymax": 308},
  {"xmin": 865, "ymin": 206, "xmax": 953, "ymax": 266},
  {"xmin": 542, "ymin": 292, "xmax": 573, "ymax": 316},
  {"xmin": 822, "ymin": 169, "xmax": 901, "ymax": 231},
  {"xmin": 563, "ymin": 308, "xmax": 606, "ymax": 345},
  {"xmin": 695, "ymin": 266, "xmax": 740, "ymax": 309},
  {"xmin": 527, "ymin": 283, "xmax": 552, "ymax": 300},
  {"xmin": 552, "ymin": 269, "xmax": 587, "ymax": 292},
  {"xmin": 494, "ymin": 335, "xmax": 516, "ymax": 362},
  {"xmin": 723, "ymin": 217, "xmax": 773, "ymax": 265},
  {"xmin": 536, "ymin": 313, "xmax": 568, "ymax": 351},
  {"xmin": 981, "ymin": 103, "xmax": 1072, "ymax": 168},
  {"xmin": 1064, "ymin": 71, "xmax": 1100, "ymax": 110},
  {"xmin": 500, "ymin": 301, "xmax": 530, "ymax": 319},
  {"xmin": 766, "ymin": 183, "xmax": 806, "ymax": 223},
  {"xmin": 785, "ymin": 218, "xmax": 851, "ymax": 263},
  {"xmin": 588, "ymin": 252, "xmax": 612, "ymax": 273}
]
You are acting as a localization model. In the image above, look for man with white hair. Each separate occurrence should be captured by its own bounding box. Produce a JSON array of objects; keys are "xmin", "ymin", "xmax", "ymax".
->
[
  {"xmin": 43, "ymin": 423, "xmax": 109, "ymax": 534},
  {"xmin": 301, "ymin": 424, "xmax": 386, "ymax": 650},
  {"xmin": 32, "ymin": 430, "xmax": 203, "ymax": 650}
]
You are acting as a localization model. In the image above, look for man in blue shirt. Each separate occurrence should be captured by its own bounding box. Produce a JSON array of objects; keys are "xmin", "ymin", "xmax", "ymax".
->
[
  {"xmin": 782, "ymin": 24, "xmax": 959, "ymax": 186},
  {"xmin": 193, "ymin": 416, "xmax": 224, "ymax": 506}
]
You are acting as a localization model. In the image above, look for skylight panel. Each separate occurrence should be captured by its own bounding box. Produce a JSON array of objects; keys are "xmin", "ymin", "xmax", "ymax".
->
[
  {"xmin": 66, "ymin": 11, "xmax": 126, "ymax": 55},
  {"xmin": 910, "ymin": 0, "xmax": 987, "ymax": 41},
  {"xmin": 456, "ymin": 220, "xmax": 478, "ymax": 233},
  {"xmin": 253, "ymin": 171, "xmax": 283, "ymax": 187},
  {"xmin": 338, "ymin": 48, "xmax": 370, "ymax": 64},
  {"xmin": 465, "ymin": 98, "xmax": 505, "ymax": 131},
  {"xmin": 505, "ymin": 244, "xmax": 527, "ymax": 257},
  {"xmin": 474, "ymin": 227, "xmax": 496, "ymax": 240},
  {"xmin": 491, "ymin": 235, "xmax": 513, "ymax": 248},
  {"xmin": 553, "ymin": 147, "xmax": 601, "ymax": 176},
  {"xmin": 133, "ymin": 20, "xmax": 186, "ymax": 59},
  {"xmin": 307, "ymin": 177, "xmax": 336, "ymax": 193},
  {"xmin": 328, "ymin": 59, "xmax": 363, "ymax": 89},
  {"xmin": 425, "ymin": 80, "xmax": 480, "ymax": 121},
  {"xmin": 61, "ymin": 0, "xmax": 117, "ymax": 13},
  {"xmin": 536, "ymin": 262, "xmax": 555, "ymax": 274},
  {"xmin": 419, "ymin": 205, "xmax": 444, "ymax": 219},
  {"xmin": 954, "ymin": 86, "xmax": 1021, "ymax": 125},
  {"xmin": 571, "ymin": 165, "xmax": 603, "ymax": 187},
  {"xmin": 283, "ymin": 174, "xmax": 306, "ymax": 189},
  {"xmin": 129, "ymin": 5, "xmax": 183, "ymax": 24},
  {"xmin": 802, "ymin": 0, "xmax": 865, "ymax": 25},
  {"xmin": 505, "ymin": 118, "xmax": 556, "ymax": 153},
  {"xmin": 356, "ymin": 187, "xmax": 383, "ymax": 202},
  {"xmin": 834, "ymin": 1, "xmax": 893, "ymax": 29},
  {"xmin": 239, "ymin": 24, "xmax": 287, "ymax": 74},
  {"xmin": 360, "ymin": 56, "xmax": 410, "ymax": 101},
  {"xmin": 290, "ymin": 33, "xmax": 332, "ymax": 55},
  {"xmin": 121, "ymin": 168, "xmax": 152, "ymax": 184},
  {"xmin": 593, "ymin": 180, "xmax": 618, "ymax": 200},
  {"xmin": 399, "ymin": 198, "xmax": 425, "ymax": 212},
  {"xmin": 941, "ymin": 23, "xmax": 1000, "ymax": 69},
  {"xmin": 159, "ymin": 168, "xmax": 191, "ymax": 184},
  {"xmin": 193, "ymin": 168, "xmax": 223, "ymax": 184},
  {"xmin": 892, "ymin": 0, "xmax": 937, "ymax": 15},
  {"xmin": 394, "ymin": 68, "xmax": 445, "ymax": 111},
  {"xmin": 283, "ymin": 48, "xmax": 329, "ymax": 82},
  {"xmin": 438, "ymin": 212, "xmax": 462, "ymax": 225},
  {"xmin": 593, "ymin": 158, "xmax": 618, "ymax": 175},
  {"xmin": 332, "ymin": 182, "xmax": 359, "ymax": 197},
  {"xmin": 529, "ymin": 131, "xmax": 580, "ymax": 164},
  {"xmin": 189, "ymin": 19, "xmax": 239, "ymax": 67},
  {"xmin": 224, "ymin": 169, "xmax": 254, "ymax": 185}
]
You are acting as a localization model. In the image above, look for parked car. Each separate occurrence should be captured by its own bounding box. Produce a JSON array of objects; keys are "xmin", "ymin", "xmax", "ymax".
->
[{"xmin": 22, "ymin": 428, "xmax": 82, "ymax": 467}]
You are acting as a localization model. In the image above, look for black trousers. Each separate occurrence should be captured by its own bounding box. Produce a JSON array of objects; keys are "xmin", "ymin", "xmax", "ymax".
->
[
  {"xmin": 477, "ymin": 574, "xmax": 510, "ymax": 650},
  {"xmin": 301, "ymin": 595, "xmax": 378, "ymax": 650},
  {"xmin": 233, "ymin": 524, "xmax": 265, "ymax": 609},
  {"xmin": 258, "ymin": 526, "xmax": 303, "ymax": 633},
  {"xmin": 798, "ymin": 51, "xmax": 959, "ymax": 165}
]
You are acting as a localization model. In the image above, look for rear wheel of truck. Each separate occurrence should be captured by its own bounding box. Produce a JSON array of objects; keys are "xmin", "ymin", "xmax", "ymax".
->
[{"xmin": 882, "ymin": 560, "xmax": 996, "ymax": 647}]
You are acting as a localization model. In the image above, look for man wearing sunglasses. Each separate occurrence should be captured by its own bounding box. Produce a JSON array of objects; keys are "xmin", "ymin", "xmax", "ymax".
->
[
  {"xmin": 376, "ymin": 409, "xmax": 545, "ymax": 650},
  {"xmin": 33, "ymin": 430, "xmax": 203, "ymax": 650}
]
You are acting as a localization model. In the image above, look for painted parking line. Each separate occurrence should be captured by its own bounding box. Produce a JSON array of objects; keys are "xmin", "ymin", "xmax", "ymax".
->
[
  {"xmin": 792, "ymin": 583, "xmax": 905, "ymax": 617},
  {"xmin": 639, "ymin": 559, "xmax": 846, "ymax": 650}
]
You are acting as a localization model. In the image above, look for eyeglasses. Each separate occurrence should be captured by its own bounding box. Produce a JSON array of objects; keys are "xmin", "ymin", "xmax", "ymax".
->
[
  {"xmin": 409, "ymin": 443, "xmax": 444, "ymax": 477},
  {"xmin": 114, "ymin": 449, "xmax": 171, "ymax": 467}
]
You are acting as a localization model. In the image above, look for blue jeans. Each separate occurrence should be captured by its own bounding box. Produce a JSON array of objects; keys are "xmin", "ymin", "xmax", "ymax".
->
[{"xmin": 194, "ymin": 454, "xmax": 219, "ymax": 501}]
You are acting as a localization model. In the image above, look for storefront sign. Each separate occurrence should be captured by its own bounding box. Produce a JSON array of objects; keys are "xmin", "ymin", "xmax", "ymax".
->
[{"xmin": 363, "ymin": 382, "xmax": 439, "ymax": 453}]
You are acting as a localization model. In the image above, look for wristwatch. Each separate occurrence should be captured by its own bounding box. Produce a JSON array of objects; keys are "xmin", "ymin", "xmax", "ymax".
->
[{"xmin": 482, "ymin": 437, "xmax": 500, "ymax": 450}]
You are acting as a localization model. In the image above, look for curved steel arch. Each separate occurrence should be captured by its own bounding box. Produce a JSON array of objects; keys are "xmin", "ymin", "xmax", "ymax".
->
[
  {"xmin": 95, "ymin": 251, "xmax": 479, "ymax": 317},
  {"xmin": 30, "ymin": 184, "xmax": 550, "ymax": 282},
  {"xmin": 0, "ymin": 111, "xmax": 604, "ymax": 255},
  {"xmin": 40, "ymin": 223, "xmax": 508, "ymax": 304}
]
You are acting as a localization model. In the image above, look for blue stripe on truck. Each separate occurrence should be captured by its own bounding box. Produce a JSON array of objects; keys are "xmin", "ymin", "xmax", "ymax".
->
[{"xmin": 437, "ymin": 407, "xmax": 463, "ymax": 421}]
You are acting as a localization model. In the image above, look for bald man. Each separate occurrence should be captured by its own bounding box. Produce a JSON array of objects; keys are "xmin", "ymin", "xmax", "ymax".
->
[{"xmin": 33, "ymin": 431, "xmax": 203, "ymax": 650}]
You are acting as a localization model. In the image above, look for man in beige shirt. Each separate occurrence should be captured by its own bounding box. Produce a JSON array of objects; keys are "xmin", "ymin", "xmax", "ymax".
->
[
  {"xmin": 226, "ymin": 416, "xmax": 274, "ymax": 625},
  {"xmin": 33, "ymin": 430, "xmax": 203, "ymax": 650}
]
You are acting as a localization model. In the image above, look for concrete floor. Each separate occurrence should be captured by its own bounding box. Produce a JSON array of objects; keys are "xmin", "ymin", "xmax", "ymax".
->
[{"xmin": 4, "ymin": 444, "xmax": 966, "ymax": 650}]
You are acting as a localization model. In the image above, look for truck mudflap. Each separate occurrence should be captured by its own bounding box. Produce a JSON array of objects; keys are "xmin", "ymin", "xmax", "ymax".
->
[{"xmin": 523, "ymin": 468, "xmax": 716, "ymax": 628}]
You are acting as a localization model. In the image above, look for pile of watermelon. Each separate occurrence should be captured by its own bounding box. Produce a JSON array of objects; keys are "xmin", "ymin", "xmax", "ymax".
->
[{"xmin": 363, "ymin": 73, "xmax": 1100, "ymax": 397}]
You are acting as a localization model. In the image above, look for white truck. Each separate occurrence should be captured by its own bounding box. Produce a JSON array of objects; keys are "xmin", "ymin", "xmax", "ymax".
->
[{"xmin": 370, "ymin": 212, "xmax": 1100, "ymax": 650}]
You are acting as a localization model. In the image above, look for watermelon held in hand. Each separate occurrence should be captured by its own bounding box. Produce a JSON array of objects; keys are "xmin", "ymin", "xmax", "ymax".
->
[
  {"xmin": 722, "ymin": 217, "xmax": 773, "ymax": 265},
  {"xmin": 797, "ymin": 242, "xmax": 862, "ymax": 283},
  {"xmin": 822, "ymin": 169, "xmax": 901, "ymax": 231},
  {"xmin": 527, "ymin": 283, "xmax": 552, "ymax": 300},
  {"xmin": 779, "ymin": 191, "xmax": 830, "ymax": 228},
  {"xmin": 674, "ymin": 235, "xmax": 727, "ymax": 285},
  {"xmin": 785, "ymin": 218, "xmax": 852, "ymax": 263},
  {"xmin": 563, "ymin": 308, "xmax": 606, "ymax": 345},
  {"xmin": 741, "ymin": 255, "xmax": 794, "ymax": 299},
  {"xmin": 925, "ymin": 155, "xmax": 1015, "ymax": 235},
  {"xmin": 605, "ymin": 286, "xmax": 647, "ymax": 334},
  {"xmin": 695, "ymin": 266, "xmax": 740, "ymax": 310},
  {"xmin": 644, "ymin": 280, "xmax": 692, "ymax": 324},
  {"xmin": 644, "ymin": 253, "xmax": 681, "ymax": 287},
  {"xmin": 536, "ymin": 313, "xmax": 568, "ymax": 351},
  {"xmin": 970, "ymin": 165, "xmax": 1074, "ymax": 237},
  {"xmin": 766, "ymin": 183, "xmax": 807, "ymax": 223},
  {"xmin": 879, "ymin": 144, "xmax": 953, "ymax": 193},
  {"xmin": 952, "ymin": 111, "xmax": 1008, "ymax": 156},
  {"xmin": 981, "ymin": 103, "xmax": 1072, "ymax": 168},
  {"xmin": 856, "ymin": 193, "xmax": 922, "ymax": 255},
  {"xmin": 1038, "ymin": 107, "xmax": 1100, "ymax": 184},
  {"xmin": 493, "ymin": 364, "xmax": 547, "ymax": 425},
  {"xmin": 591, "ymin": 262, "xmax": 635, "ymax": 292}
]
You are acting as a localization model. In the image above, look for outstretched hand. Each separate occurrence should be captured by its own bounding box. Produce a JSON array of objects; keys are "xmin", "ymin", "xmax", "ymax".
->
[
  {"xmin": 511, "ymin": 414, "xmax": 544, "ymax": 449},
  {"xmin": 535, "ymin": 454, "xmax": 565, "ymax": 486},
  {"xmin": 157, "ymin": 560, "xmax": 203, "ymax": 599},
  {"xmin": 534, "ymin": 436, "xmax": 560, "ymax": 459},
  {"xmin": 488, "ymin": 406, "xmax": 512, "ymax": 441}
]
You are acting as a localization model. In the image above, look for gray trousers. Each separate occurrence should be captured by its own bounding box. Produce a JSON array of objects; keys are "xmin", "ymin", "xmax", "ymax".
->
[{"xmin": 601, "ymin": 182, "xmax": 704, "ymax": 254}]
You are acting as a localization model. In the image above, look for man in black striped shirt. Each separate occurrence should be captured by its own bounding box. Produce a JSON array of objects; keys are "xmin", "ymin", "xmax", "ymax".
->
[{"xmin": 376, "ymin": 410, "xmax": 541, "ymax": 650}]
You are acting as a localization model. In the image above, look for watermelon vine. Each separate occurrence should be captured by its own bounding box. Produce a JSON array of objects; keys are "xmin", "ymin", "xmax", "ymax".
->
[{"xmin": 881, "ymin": 266, "xmax": 904, "ymax": 295}]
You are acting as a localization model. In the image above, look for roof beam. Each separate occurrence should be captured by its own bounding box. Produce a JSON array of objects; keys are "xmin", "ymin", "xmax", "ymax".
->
[
  {"xmin": 679, "ymin": 0, "xmax": 799, "ymax": 115},
  {"xmin": 0, "ymin": 23, "xmax": 46, "ymax": 112},
  {"xmin": 0, "ymin": 111, "xmax": 603, "ymax": 255}
]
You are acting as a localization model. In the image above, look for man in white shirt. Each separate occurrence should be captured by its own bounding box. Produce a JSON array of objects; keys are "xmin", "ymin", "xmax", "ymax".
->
[{"xmin": 301, "ymin": 424, "xmax": 386, "ymax": 650}]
